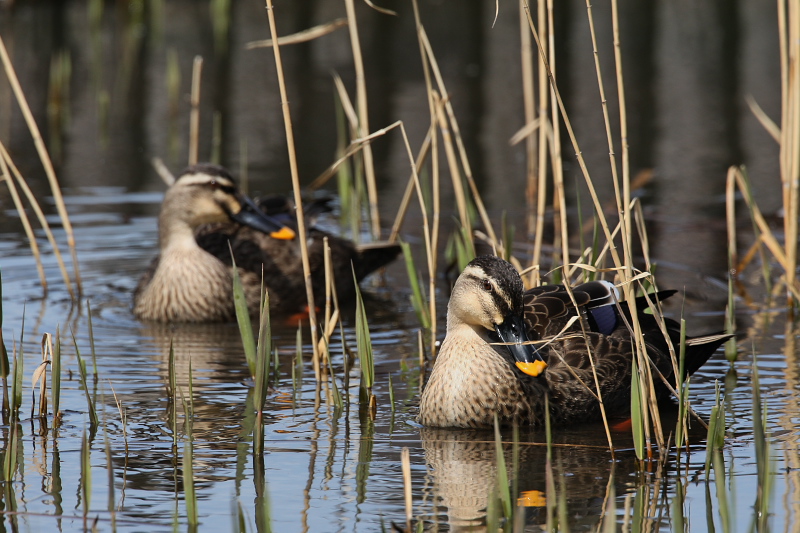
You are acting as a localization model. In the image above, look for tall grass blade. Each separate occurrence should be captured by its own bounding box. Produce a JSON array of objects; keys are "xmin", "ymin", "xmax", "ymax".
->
[
  {"xmin": 80, "ymin": 428, "xmax": 91, "ymax": 521},
  {"xmin": 705, "ymin": 382, "xmax": 725, "ymax": 480},
  {"xmin": 751, "ymin": 360, "xmax": 772, "ymax": 530},
  {"xmin": 87, "ymin": 301, "xmax": 98, "ymax": 383},
  {"xmin": 231, "ymin": 254, "xmax": 257, "ymax": 377},
  {"xmin": 104, "ymin": 418, "xmax": 117, "ymax": 529},
  {"xmin": 53, "ymin": 327, "xmax": 62, "ymax": 425},
  {"xmin": 183, "ymin": 439, "xmax": 198, "ymax": 526},
  {"xmin": 10, "ymin": 332, "xmax": 23, "ymax": 422},
  {"xmin": 253, "ymin": 455, "xmax": 272, "ymax": 533},
  {"xmin": 254, "ymin": 291, "xmax": 271, "ymax": 456},
  {"xmin": 630, "ymin": 356, "xmax": 644, "ymax": 461},
  {"xmin": 675, "ymin": 319, "xmax": 688, "ymax": 454},
  {"xmin": 0, "ymin": 271, "xmax": 9, "ymax": 421},
  {"xmin": 400, "ymin": 242, "xmax": 431, "ymax": 329},
  {"xmin": 2, "ymin": 421, "xmax": 18, "ymax": 482},
  {"xmin": 255, "ymin": 292, "xmax": 272, "ymax": 395},
  {"xmin": 353, "ymin": 270, "xmax": 375, "ymax": 419},
  {"xmin": 492, "ymin": 415, "xmax": 512, "ymax": 520},
  {"xmin": 73, "ymin": 333, "xmax": 99, "ymax": 429}
]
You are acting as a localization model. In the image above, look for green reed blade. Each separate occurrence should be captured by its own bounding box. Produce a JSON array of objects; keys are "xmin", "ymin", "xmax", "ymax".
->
[
  {"xmin": 293, "ymin": 324, "xmax": 303, "ymax": 393},
  {"xmin": 725, "ymin": 277, "xmax": 737, "ymax": 362},
  {"xmin": 72, "ymin": 332, "xmax": 99, "ymax": 428},
  {"xmin": 254, "ymin": 291, "xmax": 271, "ymax": 416},
  {"xmin": 0, "ymin": 273, "xmax": 8, "ymax": 423},
  {"xmin": 87, "ymin": 301, "xmax": 98, "ymax": 383},
  {"xmin": 210, "ymin": 0, "xmax": 232, "ymax": 55},
  {"xmin": 705, "ymin": 382, "xmax": 725, "ymax": 480},
  {"xmin": 751, "ymin": 360, "xmax": 773, "ymax": 529},
  {"xmin": 167, "ymin": 338, "xmax": 176, "ymax": 400},
  {"xmin": 183, "ymin": 439, "xmax": 198, "ymax": 526},
  {"xmin": 2, "ymin": 421, "xmax": 18, "ymax": 481},
  {"xmin": 0, "ymin": 270, "xmax": 8, "ymax": 378},
  {"xmin": 353, "ymin": 270, "xmax": 374, "ymax": 408},
  {"xmin": 672, "ymin": 478, "xmax": 685, "ymax": 533},
  {"xmin": 231, "ymin": 254, "xmax": 257, "ymax": 377},
  {"xmin": 493, "ymin": 415, "xmax": 512, "ymax": 520},
  {"xmin": 712, "ymin": 448, "xmax": 731, "ymax": 532},
  {"xmin": 80, "ymin": 428, "xmax": 91, "ymax": 519},
  {"xmin": 630, "ymin": 357, "xmax": 644, "ymax": 461},
  {"xmin": 254, "ymin": 292, "xmax": 271, "ymax": 456},
  {"xmin": 10, "ymin": 319, "xmax": 24, "ymax": 421},
  {"xmin": 53, "ymin": 327, "xmax": 62, "ymax": 424},
  {"xmin": 185, "ymin": 360, "xmax": 195, "ymax": 436},
  {"xmin": 355, "ymin": 420, "xmax": 375, "ymax": 505},
  {"xmin": 104, "ymin": 420, "xmax": 116, "ymax": 526},
  {"xmin": 232, "ymin": 498, "xmax": 247, "ymax": 533},
  {"xmin": 400, "ymin": 241, "xmax": 430, "ymax": 329},
  {"xmin": 253, "ymin": 455, "xmax": 272, "ymax": 533},
  {"xmin": 600, "ymin": 470, "xmax": 616, "ymax": 533},
  {"xmin": 388, "ymin": 374, "xmax": 395, "ymax": 413},
  {"xmin": 675, "ymin": 319, "xmax": 688, "ymax": 452}
]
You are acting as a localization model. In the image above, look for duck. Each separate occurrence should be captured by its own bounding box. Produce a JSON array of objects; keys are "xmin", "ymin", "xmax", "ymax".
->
[
  {"xmin": 418, "ymin": 255, "xmax": 734, "ymax": 428},
  {"xmin": 133, "ymin": 163, "xmax": 401, "ymax": 322}
]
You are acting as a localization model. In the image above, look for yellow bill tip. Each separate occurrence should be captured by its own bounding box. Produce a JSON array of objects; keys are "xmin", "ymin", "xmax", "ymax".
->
[
  {"xmin": 270, "ymin": 227, "xmax": 296, "ymax": 240},
  {"xmin": 516, "ymin": 360, "xmax": 547, "ymax": 377}
]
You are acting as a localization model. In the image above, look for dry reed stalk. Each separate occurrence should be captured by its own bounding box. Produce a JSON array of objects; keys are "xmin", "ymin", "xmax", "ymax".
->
[
  {"xmin": 427, "ymin": 106, "xmax": 441, "ymax": 358},
  {"xmin": 520, "ymin": 0, "xmax": 538, "ymax": 247},
  {"xmin": 344, "ymin": 0, "xmax": 381, "ymax": 240},
  {"xmin": 728, "ymin": 166, "xmax": 800, "ymax": 301},
  {"xmin": 316, "ymin": 238, "xmax": 342, "ymax": 361},
  {"xmin": 245, "ymin": 18, "xmax": 348, "ymax": 49},
  {"xmin": 417, "ymin": 27, "xmax": 503, "ymax": 254},
  {"xmin": 401, "ymin": 447, "xmax": 413, "ymax": 531},
  {"xmin": 779, "ymin": 0, "xmax": 800, "ymax": 304},
  {"xmin": 546, "ymin": 0, "xmax": 569, "ymax": 273},
  {"xmin": 745, "ymin": 95, "xmax": 781, "ymax": 142},
  {"xmin": 0, "ymin": 35, "xmax": 81, "ymax": 298},
  {"xmin": 1, "ymin": 144, "xmax": 78, "ymax": 300},
  {"xmin": 532, "ymin": 0, "xmax": 549, "ymax": 286},
  {"xmin": 0, "ymin": 149, "xmax": 46, "ymax": 290},
  {"xmin": 188, "ymin": 56, "xmax": 202, "ymax": 165},
  {"xmin": 387, "ymin": 127, "xmax": 432, "ymax": 243},
  {"xmin": 609, "ymin": 0, "xmax": 664, "ymax": 454},
  {"xmin": 264, "ymin": 0, "xmax": 321, "ymax": 371},
  {"xmin": 726, "ymin": 167, "xmax": 738, "ymax": 272},
  {"xmin": 433, "ymin": 92, "xmax": 472, "ymax": 250}
]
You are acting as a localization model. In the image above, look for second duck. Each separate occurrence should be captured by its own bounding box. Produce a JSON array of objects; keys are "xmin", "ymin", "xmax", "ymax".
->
[{"xmin": 134, "ymin": 163, "xmax": 401, "ymax": 323}]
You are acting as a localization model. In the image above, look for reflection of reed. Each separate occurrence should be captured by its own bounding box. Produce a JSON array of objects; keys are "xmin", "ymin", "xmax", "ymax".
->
[
  {"xmin": 780, "ymin": 321, "xmax": 800, "ymax": 526},
  {"xmin": 420, "ymin": 427, "xmax": 641, "ymax": 532}
]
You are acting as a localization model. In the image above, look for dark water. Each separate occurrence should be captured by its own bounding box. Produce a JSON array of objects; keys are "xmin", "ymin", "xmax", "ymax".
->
[{"xmin": 1, "ymin": 0, "xmax": 797, "ymax": 531}]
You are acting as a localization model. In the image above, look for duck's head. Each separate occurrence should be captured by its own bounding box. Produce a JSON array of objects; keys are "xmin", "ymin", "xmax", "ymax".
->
[
  {"xmin": 448, "ymin": 255, "xmax": 546, "ymax": 376},
  {"xmin": 158, "ymin": 163, "xmax": 295, "ymax": 245}
]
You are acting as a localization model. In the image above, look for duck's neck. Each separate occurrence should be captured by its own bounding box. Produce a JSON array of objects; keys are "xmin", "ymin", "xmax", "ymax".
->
[{"xmin": 158, "ymin": 211, "xmax": 199, "ymax": 253}]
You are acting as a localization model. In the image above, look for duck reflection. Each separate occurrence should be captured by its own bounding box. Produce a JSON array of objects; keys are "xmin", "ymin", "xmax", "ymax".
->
[{"xmin": 420, "ymin": 425, "xmax": 644, "ymax": 532}]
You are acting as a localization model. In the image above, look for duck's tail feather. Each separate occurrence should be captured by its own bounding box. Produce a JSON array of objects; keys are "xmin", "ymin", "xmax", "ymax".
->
[
  {"xmin": 683, "ymin": 332, "xmax": 735, "ymax": 377},
  {"xmin": 353, "ymin": 242, "xmax": 402, "ymax": 281}
]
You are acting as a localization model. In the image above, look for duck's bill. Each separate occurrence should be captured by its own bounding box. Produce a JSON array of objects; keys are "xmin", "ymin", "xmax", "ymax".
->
[
  {"xmin": 233, "ymin": 195, "xmax": 296, "ymax": 240},
  {"xmin": 494, "ymin": 315, "xmax": 547, "ymax": 377}
]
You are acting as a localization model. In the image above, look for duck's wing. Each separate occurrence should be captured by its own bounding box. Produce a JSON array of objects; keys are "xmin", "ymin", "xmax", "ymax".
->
[{"xmin": 521, "ymin": 284, "xmax": 596, "ymax": 339}]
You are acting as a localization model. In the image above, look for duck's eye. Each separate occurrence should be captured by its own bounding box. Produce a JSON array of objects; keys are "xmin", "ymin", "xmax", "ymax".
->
[
  {"xmin": 208, "ymin": 179, "xmax": 218, "ymax": 188},
  {"xmin": 481, "ymin": 279, "xmax": 493, "ymax": 292}
]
